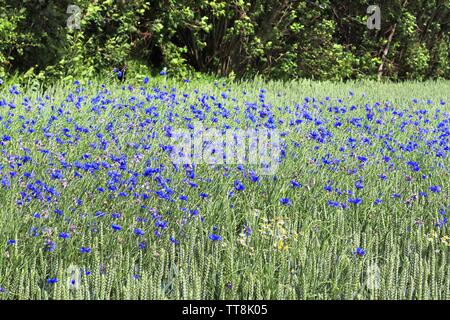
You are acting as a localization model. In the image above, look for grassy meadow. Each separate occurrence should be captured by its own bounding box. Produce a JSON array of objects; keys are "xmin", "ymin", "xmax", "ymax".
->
[{"xmin": 0, "ymin": 78, "xmax": 449, "ymax": 300}]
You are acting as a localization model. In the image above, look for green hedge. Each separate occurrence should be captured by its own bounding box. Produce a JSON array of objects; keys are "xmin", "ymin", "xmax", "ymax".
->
[{"xmin": 1, "ymin": 0, "xmax": 449, "ymax": 81}]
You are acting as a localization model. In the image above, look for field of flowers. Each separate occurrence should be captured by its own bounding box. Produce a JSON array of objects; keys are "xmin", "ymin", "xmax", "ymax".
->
[{"xmin": 0, "ymin": 77, "xmax": 449, "ymax": 300}]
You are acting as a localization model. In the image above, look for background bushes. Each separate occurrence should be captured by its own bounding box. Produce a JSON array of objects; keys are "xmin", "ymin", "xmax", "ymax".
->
[{"xmin": 0, "ymin": 0, "xmax": 449, "ymax": 82}]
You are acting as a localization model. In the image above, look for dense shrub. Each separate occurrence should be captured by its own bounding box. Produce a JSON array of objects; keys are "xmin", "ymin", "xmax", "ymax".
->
[{"xmin": 0, "ymin": 0, "xmax": 449, "ymax": 81}]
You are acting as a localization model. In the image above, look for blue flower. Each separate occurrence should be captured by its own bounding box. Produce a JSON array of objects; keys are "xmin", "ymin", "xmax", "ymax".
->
[
  {"xmin": 7, "ymin": 239, "xmax": 16, "ymax": 245},
  {"xmin": 138, "ymin": 242, "xmax": 146, "ymax": 249},
  {"xmin": 47, "ymin": 278, "xmax": 58, "ymax": 284},
  {"xmin": 429, "ymin": 185, "xmax": 441, "ymax": 193},
  {"xmin": 355, "ymin": 180, "xmax": 364, "ymax": 189},
  {"xmin": 234, "ymin": 180, "xmax": 245, "ymax": 191},
  {"xmin": 327, "ymin": 200, "xmax": 340, "ymax": 207},
  {"xmin": 111, "ymin": 224, "xmax": 122, "ymax": 231},
  {"xmin": 406, "ymin": 161, "xmax": 420, "ymax": 171},
  {"xmin": 170, "ymin": 236, "xmax": 179, "ymax": 245},
  {"xmin": 80, "ymin": 247, "xmax": 91, "ymax": 253},
  {"xmin": 435, "ymin": 217, "xmax": 448, "ymax": 228},
  {"xmin": 134, "ymin": 228, "xmax": 145, "ymax": 236},
  {"xmin": 44, "ymin": 241, "xmax": 56, "ymax": 252},
  {"xmin": 59, "ymin": 232, "xmax": 70, "ymax": 239},
  {"xmin": 291, "ymin": 180, "xmax": 302, "ymax": 188},
  {"xmin": 95, "ymin": 211, "xmax": 105, "ymax": 218},
  {"xmin": 155, "ymin": 220, "xmax": 168, "ymax": 229},
  {"xmin": 280, "ymin": 197, "xmax": 292, "ymax": 206},
  {"xmin": 209, "ymin": 234, "xmax": 222, "ymax": 241},
  {"xmin": 243, "ymin": 225, "xmax": 252, "ymax": 237},
  {"xmin": 348, "ymin": 197, "xmax": 362, "ymax": 205},
  {"xmin": 353, "ymin": 247, "xmax": 366, "ymax": 257}
]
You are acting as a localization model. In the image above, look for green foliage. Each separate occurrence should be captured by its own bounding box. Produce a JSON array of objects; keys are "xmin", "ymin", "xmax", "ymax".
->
[{"xmin": 0, "ymin": 0, "xmax": 449, "ymax": 81}]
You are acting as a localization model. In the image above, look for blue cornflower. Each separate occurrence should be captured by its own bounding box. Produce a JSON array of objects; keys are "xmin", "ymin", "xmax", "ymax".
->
[
  {"xmin": 291, "ymin": 180, "xmax": 302, "ymax": 188},
  {"xmin": 170, "ymin": 236, "xmax": 179, "ymax": 245},
  {"xmin": 358, "ymin": 156, "xmax": 368, "ymax": 163},
  {"xmin": 59, "ymin": 232, "xmax": 70, "ymax": 239},
  {"xmin": 95, "ymin": 211, "xmax": 105, "ymax": 217},
  {"xmin": 209, "ymin": 234, "xmax": 222, "ymax": 241},
  {"xmin": 435, "ymin": 217, "xmax": 448, "ymax": 228},
  {"xmin": 406, "ymin": 161, "xmax": 420, "ymax": 171},
  {"xmin": 44, "ymin": 241, "xmax": 56, "ymax": 252},
  {"xmin": 7, "ymin": 239, "xmax": 16, "ymax": 245},
  {"xmin": 234, "ymin": 180, "xmax": 245, "ymax": 191},
  {"xmin": 47, "ymin": 278, "xmax": 58, "ymax": 284},
  {"xmin": 327, "ymin": 200, "xmax": 340, "ymax": 207},
  {"xmin": 138, "ymin": 242, "xmax": 146, "ymax": 249},
  {"xmin": 134, "ymin": 228, "xmax": 145, "ymax": 236},
  {"xmin": 429, "ymin": 186, "xmax": 441, "ymax": 193},
  {"xmin": 50, "ymin": 170, "xmax": 63, "ymax": 180},
  {"xmin": 348, "ymin": 197, "xmax": 362, "ymax": 205},
  {"xmin": 353, "ymin": 247, "xmax": 366, "ymax": 257},
  {"xmin": 80, "ymin": 247, "xmax": 91, "ymax": 253},
  {"xmin": 355, "ymin": 180, "xmax": 364, "ymax": 189},
  {"xmin": 111, "ymin": 224, "xmax": 122, "ymax": 231},
  {"xmin": 280, "ymin": 198, "xmax": 292, "ymax": 206},
  {"xmin": 155, "ymin": 220, "xmax": 168, "ymax": 229}
]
